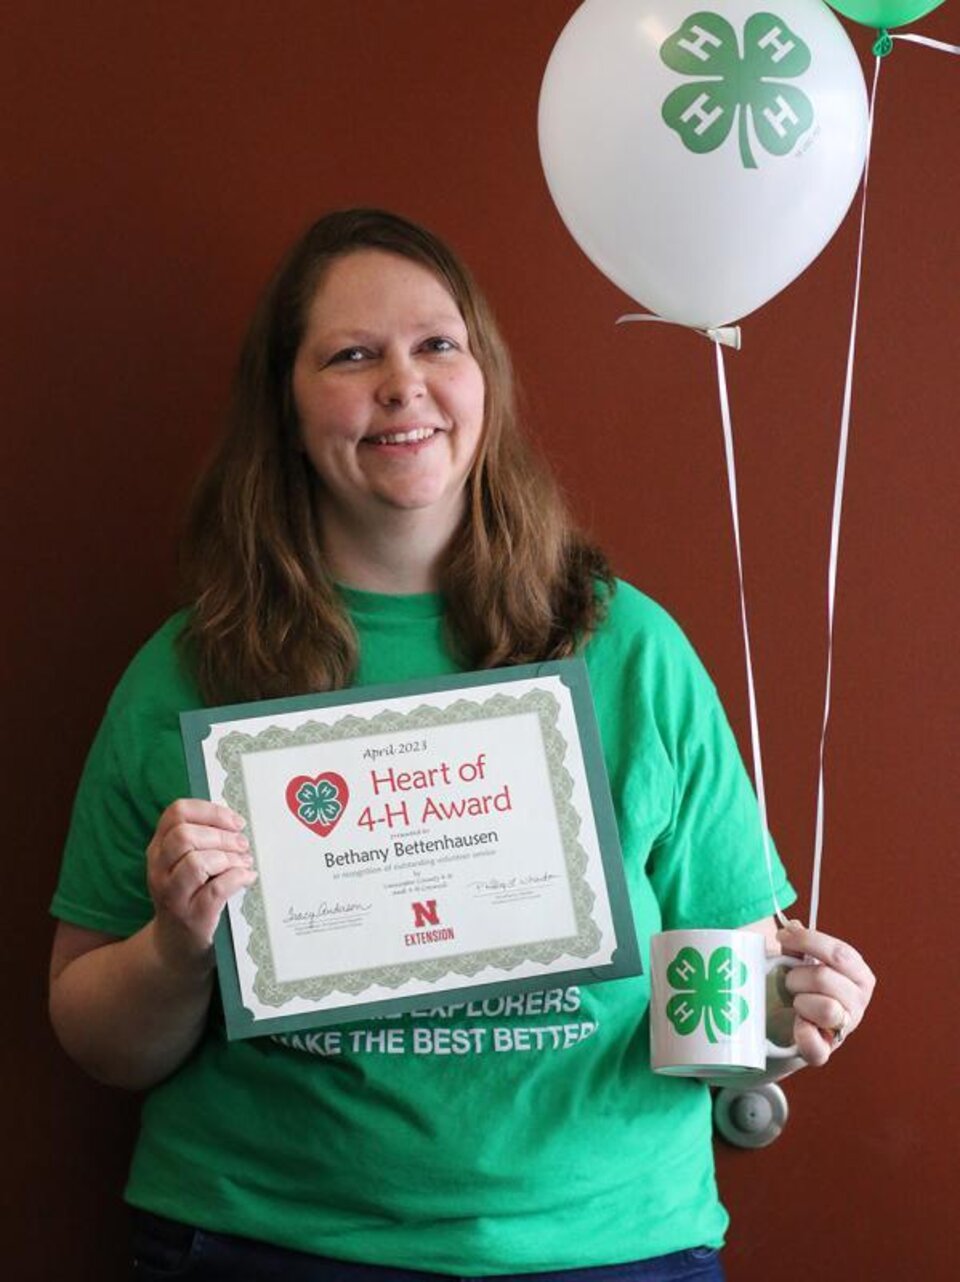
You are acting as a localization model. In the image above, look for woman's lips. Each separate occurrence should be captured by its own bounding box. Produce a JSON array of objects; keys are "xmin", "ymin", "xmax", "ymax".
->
[{"xmin": 363, "ymin": 426, "xmax": 440, "ymax": 446}]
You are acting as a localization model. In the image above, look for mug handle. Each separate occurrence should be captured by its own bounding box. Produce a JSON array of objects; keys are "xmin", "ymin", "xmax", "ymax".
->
[{"xmin": 764, "ymin": 954, "xmax": 802, "ymax": 1059}]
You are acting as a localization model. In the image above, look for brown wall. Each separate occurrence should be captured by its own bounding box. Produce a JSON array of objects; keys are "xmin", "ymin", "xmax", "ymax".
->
[{"xmin": 6, "ymin": 2, "xmax": 958, "ymax": 1278}]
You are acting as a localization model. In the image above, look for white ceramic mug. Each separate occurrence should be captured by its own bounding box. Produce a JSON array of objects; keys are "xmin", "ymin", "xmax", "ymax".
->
[{"xmin": 650, "ymin": 928, "xmax": 799, "ymax": 1077}]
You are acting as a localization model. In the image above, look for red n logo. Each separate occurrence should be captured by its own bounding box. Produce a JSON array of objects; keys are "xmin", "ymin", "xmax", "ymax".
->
[{"xmin": 411, "ymin": 900, "xmax": 439, "ymax": 928}]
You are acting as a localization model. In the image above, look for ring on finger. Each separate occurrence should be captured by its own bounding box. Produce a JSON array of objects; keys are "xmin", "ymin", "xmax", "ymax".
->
[{"xmin": 830, "ymin": 1007, "xmax": 850, "ymax": 1048}]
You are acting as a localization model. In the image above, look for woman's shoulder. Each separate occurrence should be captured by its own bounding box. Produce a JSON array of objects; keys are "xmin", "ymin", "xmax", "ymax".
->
[
  {"xmin": 587, "ymin": 579, "xmax": 728, "ymax": 753},
  {"xmin": 58, "ymin": 613, "xmax": 202, "ymax": 858},
  {"xmin": 594, "ymin": 578, "xmax": 702, "ymax": 661},
  {"xmin": 106, "ymin": 610, "xmax": 203, "ymax": 726},
  {"xmin": 588, "ymin": 578, "xmax": 721, "ymax": 723}
]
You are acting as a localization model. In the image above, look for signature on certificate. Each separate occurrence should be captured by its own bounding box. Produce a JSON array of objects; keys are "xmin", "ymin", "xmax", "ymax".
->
[
  {"xmin": 469, "ymin": 872, "xmax": 560, "ymax": 896},
  {"xmin": 282, "ymin": 901, "xmax": 372, "ymax": 932}
]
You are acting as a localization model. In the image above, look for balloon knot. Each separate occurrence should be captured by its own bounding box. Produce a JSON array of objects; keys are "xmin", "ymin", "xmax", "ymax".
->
[{"xmin": 873, "ymin": 28, "xmax": 894, "ymax": 58}]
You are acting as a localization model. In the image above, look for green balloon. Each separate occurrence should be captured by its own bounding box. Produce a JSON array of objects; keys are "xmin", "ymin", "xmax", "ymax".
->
[{"xmin": 826, "ymin": 0, "xmax": 945, "ymax": 28}]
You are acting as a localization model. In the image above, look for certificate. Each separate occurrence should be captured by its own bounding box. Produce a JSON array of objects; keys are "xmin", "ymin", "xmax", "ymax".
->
[{"xmin": 181, "ymin": 660, "xmax": 640, "ymax": 1039}]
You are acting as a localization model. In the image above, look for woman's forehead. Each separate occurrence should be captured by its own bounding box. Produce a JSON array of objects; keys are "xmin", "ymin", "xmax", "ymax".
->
[{"xmin": 304, "ymin": 249, "xmax": 463, "ymax": 330}]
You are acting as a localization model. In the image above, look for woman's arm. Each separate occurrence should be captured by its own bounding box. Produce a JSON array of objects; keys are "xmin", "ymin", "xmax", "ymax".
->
[
  {"xmin": 49, "ymin": 919, "xmax": 217, "ymax": 1090},
  {"xmin": 48, "ymin": 800, "xmax": 256, "ymax": 1091}
]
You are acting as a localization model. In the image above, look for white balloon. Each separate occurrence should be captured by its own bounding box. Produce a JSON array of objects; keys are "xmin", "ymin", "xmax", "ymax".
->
[{"xmin": 539, "ymin": 0, "xmax": 869, "ymax": 327}]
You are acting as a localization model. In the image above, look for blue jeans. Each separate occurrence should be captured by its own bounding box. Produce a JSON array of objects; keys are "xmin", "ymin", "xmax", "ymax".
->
[{"xmin": 130, "ymin": 1210, "xmax": 725, "ymax": 1281}]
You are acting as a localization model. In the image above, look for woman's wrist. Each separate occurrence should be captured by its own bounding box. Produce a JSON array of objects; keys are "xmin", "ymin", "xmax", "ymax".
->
[{"xmin": 148, "ymin": 915, "xmax": 218, "ymax": 986}]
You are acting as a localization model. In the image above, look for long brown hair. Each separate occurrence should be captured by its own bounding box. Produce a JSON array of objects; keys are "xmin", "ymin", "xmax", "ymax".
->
[{"xmin": 180, "ymin": 208, "xmax": 611, "ymax": 703}]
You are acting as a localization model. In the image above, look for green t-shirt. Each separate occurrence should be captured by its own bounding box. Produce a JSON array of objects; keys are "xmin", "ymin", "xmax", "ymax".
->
[{"xmin": 52, "ymin": 581, "xmax": 795, "ymax": 1275}]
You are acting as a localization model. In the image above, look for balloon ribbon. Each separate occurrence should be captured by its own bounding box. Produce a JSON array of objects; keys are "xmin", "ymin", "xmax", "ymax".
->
[
  {"xmin": 713, "ymin": 52, "xmax": 884, "ymax": 931},
  {"xmin": 616, "ymin": 314, "xmax": 741, "ymax": 350},
  {"xmin": 890, "ymin": 31, "xmax": 960, "ymax": 53},
  {"xmin": 619, "ymin": 30, "xmax": 954, "ymax": 926},
  {"xmin": 617, "ymin": 53, "xmax": 890, "ymax": 929},
  {"xmin": 808, "ymin": 30, "xmax": 957, "ymax": 924}
]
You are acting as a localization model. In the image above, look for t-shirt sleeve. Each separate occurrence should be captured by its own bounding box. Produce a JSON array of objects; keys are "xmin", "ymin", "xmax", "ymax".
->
[
  {"xmin": 646, "ymin": 676, "xmax": 796, "ymax": 930},
  {"xmin": 592, "ymin": 582, "xmax": 797, "ymax": 932},
  {"xmin": 51, "ymin": 617, "xmax": 198, "ymax": 937},
  {"xmin": 51, "ymin": 708, "xmax": 157, "ymax": 935}
]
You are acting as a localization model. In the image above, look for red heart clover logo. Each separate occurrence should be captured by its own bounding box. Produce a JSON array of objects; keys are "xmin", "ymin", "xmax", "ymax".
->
[{"xmin": 285, "ymin": 772, "xmax": 349, "ymax": 838}]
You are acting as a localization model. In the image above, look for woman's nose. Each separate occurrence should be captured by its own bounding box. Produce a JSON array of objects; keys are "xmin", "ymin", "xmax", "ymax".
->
[{"xmin": 376, "ymin": 352, "xmax": 425, "ymax": 408}]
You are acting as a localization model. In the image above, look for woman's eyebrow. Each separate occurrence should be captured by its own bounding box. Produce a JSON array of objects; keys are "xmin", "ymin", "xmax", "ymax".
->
[
  {"xmin": 413, "ymin": 311, "xmax": 467, "ymax": 329},
  {"xmin": 316, "ymin": 313, "xmax": 466, "ymax": 343},
  {"xmin": 310, "ymin": 327, "xmax": 378, "ymax": 346}
]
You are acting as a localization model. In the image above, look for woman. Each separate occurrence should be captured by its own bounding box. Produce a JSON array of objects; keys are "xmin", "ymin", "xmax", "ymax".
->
[{"xmin": 49, "ymin": 208, "xmax": 875, "ymax": 1281}]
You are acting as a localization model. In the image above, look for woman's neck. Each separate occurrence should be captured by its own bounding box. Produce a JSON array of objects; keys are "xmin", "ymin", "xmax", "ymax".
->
[{"xmin": 319, "ymin": 504, "xmax": 460, "ymax": 595}]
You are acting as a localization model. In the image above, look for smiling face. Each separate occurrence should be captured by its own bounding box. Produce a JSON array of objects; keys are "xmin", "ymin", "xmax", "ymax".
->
[{"xmin": 291, "ymin": 249, "xmax": 486, "ymax": 553}]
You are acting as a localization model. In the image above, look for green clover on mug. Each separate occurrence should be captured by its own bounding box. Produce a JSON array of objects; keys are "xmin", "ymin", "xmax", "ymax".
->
[
  {"xmin": 296, "ymin": 779, "xmax": 343, "ymax": 827},
  {"xmin": 665, "ymin": 946, "xmax": 750, "ymax": 1043}
]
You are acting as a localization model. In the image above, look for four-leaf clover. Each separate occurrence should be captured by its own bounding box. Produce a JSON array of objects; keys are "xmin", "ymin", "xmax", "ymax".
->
[
  {"xmin": 661, "ymin": 11, "xmax": 814, "ymax": 169},
  {"xmin": 296, "ymin": 779, "xmax": 343, "ymax": 826},
  {"xmin": 665, "ymin": 945, "xmax": 750, "ymax": 1043}
]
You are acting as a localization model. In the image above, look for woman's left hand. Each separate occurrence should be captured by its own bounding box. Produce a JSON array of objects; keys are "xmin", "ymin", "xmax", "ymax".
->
[{"xmin": 776, "ymin": 920, "xmax": 876, "ymax": 1067}]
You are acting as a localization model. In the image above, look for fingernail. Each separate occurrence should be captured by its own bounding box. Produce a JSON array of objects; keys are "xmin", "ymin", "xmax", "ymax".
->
[
  {"xmin": 786, "ymin": 918, "xmax": 805, "ymax": 931},
  {"xmin": 242, "ymin": 853, "xmax": 254, "ymax": 867},
  {"xmin": 237, "ymin": 835, "xmax": 249, "ymax": 851},
  {"xmin": 233, "ymin": 813, "xmax": 247, "ymax": 829}
]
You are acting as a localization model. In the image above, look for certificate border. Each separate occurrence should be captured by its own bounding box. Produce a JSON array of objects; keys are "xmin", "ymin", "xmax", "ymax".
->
[
  {"xmin": 222, "ymin": 691, "xmax": 600, "ymax": 1002},
  {"xmin": 181, "ymin": 659, "xmax": 641, "ymax": 1040}
]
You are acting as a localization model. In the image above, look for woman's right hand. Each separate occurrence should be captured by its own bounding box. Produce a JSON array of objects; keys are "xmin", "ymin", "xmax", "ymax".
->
[
  {"xmin": 147, "ymin": 799, "xmax": 257, "ymax": 973},
  {"xmin": 49, "ymin": 800, "xmax": 256, "ymax": 1089}
]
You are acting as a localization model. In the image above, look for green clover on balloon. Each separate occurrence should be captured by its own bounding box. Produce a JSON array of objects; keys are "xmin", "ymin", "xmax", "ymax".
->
[
  {"xmin": 665, "ymin": 946, "xmax": 750, "ymax": 1043},
  {"xmin": 296, "ymin": 779, "xmax": 343, "ymax": 826},
  {"xmin": 660, "ymin": 11, "xmax": 814, "ymax": 170}
]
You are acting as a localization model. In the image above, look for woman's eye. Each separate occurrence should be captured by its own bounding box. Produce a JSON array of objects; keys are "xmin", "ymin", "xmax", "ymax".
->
[
  {"xmin": 329, "ymin": 346, "xmax": 370, "ymax": 365},
  {"xmin": 422, "ymin": 336, "xmax": 456, "ymax": 354}
]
